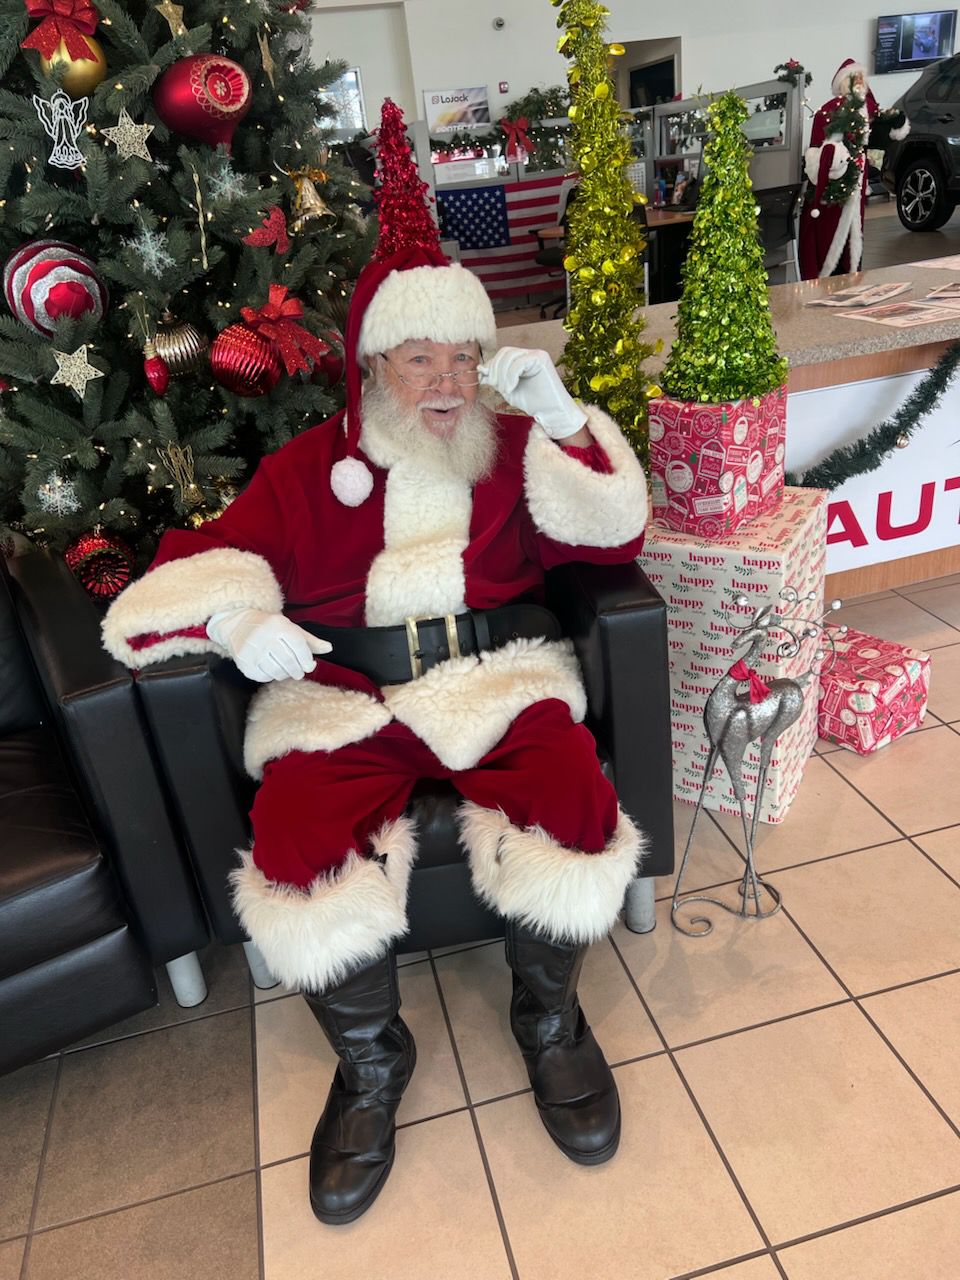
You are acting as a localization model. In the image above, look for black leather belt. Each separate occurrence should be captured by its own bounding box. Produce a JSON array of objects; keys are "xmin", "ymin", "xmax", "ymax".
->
[{"xmin": 301, "ymin": 603, "xmax": 561, "ymax": 685}]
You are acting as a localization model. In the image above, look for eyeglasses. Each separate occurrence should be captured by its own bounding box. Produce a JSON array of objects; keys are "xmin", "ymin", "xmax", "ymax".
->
[{"xmin": 380, "ymin": 352, "xmax": 481, "ymax": 390}]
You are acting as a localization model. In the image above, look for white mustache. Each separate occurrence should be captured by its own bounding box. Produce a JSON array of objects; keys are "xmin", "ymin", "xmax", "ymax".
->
[{"xmin": 419, "ymin": 395, "xmax": 465, "ymax": 411}]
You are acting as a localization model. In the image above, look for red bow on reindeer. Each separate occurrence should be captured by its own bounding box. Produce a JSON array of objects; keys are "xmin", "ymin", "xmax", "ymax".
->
[
  {"xmin": 728, "ymin": 660, "xmax": 771, "ymax": 704},
  {"xmin": 21, "ymin": 0, "xmax": 99, "ymax": 61},
  {"xmin": 241, "ymin": 284, "xmax": 329, "ymax": 376},
  {"xmin": 499, "ymin": 116, "xmax": 532, "ymax": 163}
]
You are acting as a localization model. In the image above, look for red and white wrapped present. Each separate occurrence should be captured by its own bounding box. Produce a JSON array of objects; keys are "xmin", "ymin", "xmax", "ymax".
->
[
  {"xmin": 648, "ymin": 385, "xmax": 787, "ymax": 539},
  {"xmin": 638, "ymin": 487, "xmax": 827, "ymax": 824},
  {"xmin": 818, "ymin": 627, "xmax": 931, "ymax": 754}
]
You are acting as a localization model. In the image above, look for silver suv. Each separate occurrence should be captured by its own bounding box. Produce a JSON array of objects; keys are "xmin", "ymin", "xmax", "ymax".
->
[{"xmin": 881, "ymin": 53, "xmax": 960, "ymax": 230}]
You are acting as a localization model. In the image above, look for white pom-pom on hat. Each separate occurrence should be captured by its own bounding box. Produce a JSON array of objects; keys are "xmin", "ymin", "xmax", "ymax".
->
[{"xmin": 330, "ymin": 456, "xmax": 374, "ymax": 507}]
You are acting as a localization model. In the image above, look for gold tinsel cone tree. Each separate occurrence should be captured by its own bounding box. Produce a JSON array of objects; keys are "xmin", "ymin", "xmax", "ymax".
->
[
  {"xmin": 662, "ymin": 91, "xmax": 787, "ymax": 403},
  {"xmin": 553, "ymin": 0, "xmax": 656, "ymax": 461}
]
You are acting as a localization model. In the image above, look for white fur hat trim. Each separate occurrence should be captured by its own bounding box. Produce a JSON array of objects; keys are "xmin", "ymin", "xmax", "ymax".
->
[
  {"xmin": 357, "ymin": 263, "xmax": 497, "ymax": 359},
  {"xmin": 331, "ymin": 455, "xmax": 374, "ymax": 506},
  {"xmin": 832, "ymin": 61, "xmax": 867, "ymax": 97}
]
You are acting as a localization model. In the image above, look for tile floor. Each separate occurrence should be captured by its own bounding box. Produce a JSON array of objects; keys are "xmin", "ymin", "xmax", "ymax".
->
[{"xmin": 3, "ymin": 576, "xmax": 960, "ymax": 1279}]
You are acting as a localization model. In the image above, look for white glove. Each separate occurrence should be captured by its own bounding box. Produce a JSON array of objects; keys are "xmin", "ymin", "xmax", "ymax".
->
[
  {"xmin": 478, "ymin": 346, "xmax": 587, "ymax": 440},
  {"xmin": 206, "ymin": 608, "xmax": 332, "ymax": 682}
]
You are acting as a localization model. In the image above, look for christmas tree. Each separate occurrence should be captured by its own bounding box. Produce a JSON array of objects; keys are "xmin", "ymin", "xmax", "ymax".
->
[
  {"xmin": 661, "ymin": 91, "xmax": 787, "ymax": 404},
  {"xmin": 0, "ymin": 0, "xmax": 372, "ymax": 592},
  {"xmin": 553, "ymin": 0, "xmax": 655, "ymax": 462}
]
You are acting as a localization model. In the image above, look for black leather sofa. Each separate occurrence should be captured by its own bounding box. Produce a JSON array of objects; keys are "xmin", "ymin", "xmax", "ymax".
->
[
  {"xmin": 0, "ymin": 556, "xmax": 158, "ymax": 1073},
  {"xmin": 133, "ymin": 559, "xmax": 674, "ymax": 957},
  {"xmin": 2, "ymin": 551, "xmax": 213, "ymax": 1008}
]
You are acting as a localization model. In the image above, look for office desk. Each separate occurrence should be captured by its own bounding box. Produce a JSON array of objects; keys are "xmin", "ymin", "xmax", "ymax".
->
[{"xmin": 644, "ymin": 209, "xmax": 695, "ymax": 304}]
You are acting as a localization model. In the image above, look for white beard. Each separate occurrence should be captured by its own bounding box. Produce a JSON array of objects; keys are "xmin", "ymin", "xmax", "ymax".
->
[{"xmin": 359, "ymin": 380, "xmax": 498, "ymax": 486}]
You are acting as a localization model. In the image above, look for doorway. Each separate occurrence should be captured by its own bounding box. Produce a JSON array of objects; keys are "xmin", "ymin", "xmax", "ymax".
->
[{"xmin": 629, "ymin": 58, "xmax": 675, "ymax": 108}]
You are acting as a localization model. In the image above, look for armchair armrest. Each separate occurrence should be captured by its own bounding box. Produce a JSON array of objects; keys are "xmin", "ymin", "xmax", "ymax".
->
[
  {"xmin": 545, "ymin": 560, "xmax": 674, "ymax": 877},
  {"xmin": 2, "ymin": 551, "xmax": 209, "ymax": 961},
  {"xmin": 136, "ymin": 654, "xmax": 258, "ymax": 943}
]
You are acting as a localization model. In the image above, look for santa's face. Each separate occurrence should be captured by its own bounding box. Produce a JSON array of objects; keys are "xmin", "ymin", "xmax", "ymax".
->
[{"xmin": 376, "ymin": 338, "xmax": 481, "ymax": 440}]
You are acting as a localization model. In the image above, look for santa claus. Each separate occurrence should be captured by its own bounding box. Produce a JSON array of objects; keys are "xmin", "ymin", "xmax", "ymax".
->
[
  {"xmin": 799, "ymin": 57, "xmax": 910, "ymax": 279},
  {"xmin": 101, "ymin": 182, "xmax": 650, "ymax": 1220}
]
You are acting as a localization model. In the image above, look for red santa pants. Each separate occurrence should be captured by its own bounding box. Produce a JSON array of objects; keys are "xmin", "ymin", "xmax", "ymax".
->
[{"xmin": 250, "ymin": 698, "xmax": 619, "ymax": 889}]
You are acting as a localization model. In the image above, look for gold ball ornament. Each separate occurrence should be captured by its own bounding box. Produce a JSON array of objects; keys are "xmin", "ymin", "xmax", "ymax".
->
[
  {"xmin": 896, "ymin": 433, "xmax": 909, "ymax": 448},
  {"xmin": 39, "ymin": 35, "xmax": 107, "ymax": 99},
  {"xmin": 154, "ymin": 314, "xmax": 210, "ymax": 377}
]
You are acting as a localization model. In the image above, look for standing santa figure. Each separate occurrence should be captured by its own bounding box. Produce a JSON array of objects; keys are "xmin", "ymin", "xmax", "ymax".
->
[{"xmin": 799, "ymin": 58, "xmax": 910, "ymax": 279}]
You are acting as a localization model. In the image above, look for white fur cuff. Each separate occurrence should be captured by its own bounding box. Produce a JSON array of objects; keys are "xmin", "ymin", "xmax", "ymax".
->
[
  {"xmin": 243, "ymin": 681, "xmax": 392, "ymax": 779},
  {"xmin": 230, "ymin": 815, "xmax": 417, "ymax": 992},
  {"xmin": 523, "ymin": 404, "xmax": 648, "ymax": 548},
  {"xmin": 458, "ymin": 802, "xmax": 645, "ymax": 944},
  {"xmin": 101, "ymin": 547, "xmax": 283, "ymax": 668},
  {"xmin": 890, "ymin": 120, "xmax": 910, "ymax": 142}
]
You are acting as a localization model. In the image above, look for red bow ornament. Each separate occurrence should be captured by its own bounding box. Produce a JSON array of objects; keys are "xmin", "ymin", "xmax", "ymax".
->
[
  {"xmin": 499, "ymin": 116, "xmax": 532, "ymax": 164},
  {"xmin": 21, "ymin": 0, "xmax": 99, "ymax": 60},
  {"xmin": 728, "ymin": 659, "xmax": 771, "ymax": 704},
  {"xmin": 241, "ymin": 284, "xmax": 329, "ymax": 376},
  {"xmin": 242, "ymin": 206, "xmax": 290, "ymax": 255}
]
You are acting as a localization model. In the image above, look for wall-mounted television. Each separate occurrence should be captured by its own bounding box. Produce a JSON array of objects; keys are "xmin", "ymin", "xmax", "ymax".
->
[{"xmin": 875, "ymin": 10, "xmax": 957, "ymax": 73}]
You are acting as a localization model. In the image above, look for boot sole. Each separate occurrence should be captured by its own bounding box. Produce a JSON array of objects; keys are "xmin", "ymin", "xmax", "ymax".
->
[
  {"xmin": 544, "ymin": 1108, "xmax": 621, "ymax": 1166},
  {"xmin": 310, "ymin": 1147, "xmax": 396, "ymax": 1225}
]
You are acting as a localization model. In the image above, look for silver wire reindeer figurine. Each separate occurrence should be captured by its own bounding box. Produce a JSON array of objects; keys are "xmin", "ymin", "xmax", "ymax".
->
[{"xmin": 671, "ymin": 587, "xmax": 845, "ymax": 936}]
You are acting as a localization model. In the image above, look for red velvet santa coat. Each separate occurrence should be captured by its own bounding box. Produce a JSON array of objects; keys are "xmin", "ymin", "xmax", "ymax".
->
[{"xmin": 103, "ymin": 400, "xmax": 648, "ymax": 789}]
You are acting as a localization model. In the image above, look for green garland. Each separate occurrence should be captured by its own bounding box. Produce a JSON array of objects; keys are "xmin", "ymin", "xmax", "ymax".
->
[
  {"xmin": 786, "ymin": 339, "xmax": 960, "ymax": 489},
  {"xmin": 818, "ymin": 95, "xmax": 868, "ymax": 207}
]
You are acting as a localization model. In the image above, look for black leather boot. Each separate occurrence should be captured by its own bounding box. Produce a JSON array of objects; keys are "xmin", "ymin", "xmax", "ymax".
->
[
  {"xmin": 302, "ymin": 950, "xmax": 416, "ymax": 1224},
  {"xmin": 505, "ymin": 919, "xmax": 620, "ymax": 1165}
]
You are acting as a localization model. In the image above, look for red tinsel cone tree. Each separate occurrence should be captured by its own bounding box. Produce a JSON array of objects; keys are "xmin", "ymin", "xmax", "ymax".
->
[{"xmin": 372, "ymin": 100, "xmax": 441, "ymax": 259}]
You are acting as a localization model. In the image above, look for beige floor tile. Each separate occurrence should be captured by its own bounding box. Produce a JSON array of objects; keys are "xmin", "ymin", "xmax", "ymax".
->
[
  {"xmin": 775, "ymin": 841, "xmax": 960, "ymax": 994},
  {"xmin": 35, "ymin": 1010, "xmax": 254, "ymax": 1228},
  {"xmin": 677, "ymin": 1004, "xmax": 960, "ymax": 1243},
  {"xmin": 435, "ymin": 936, "xmax": 660, "ymax": 1104},
  {"xmin": 706, "ymin": 756, "xmax": 901, "ymax": 873},
  {"xmin": 253, "ymin": 981, "xmax": 296, "ymax": 1004},
  {"xmin": 906, "ymin": 583, "xmax": 960, "ymax": 632},
  {"xmin": 477, "ymin": 1056, "xmax": 763, "ymax": 1279},
  {"xmin": 899, "ymin": 572, "xmax": 960, "ymax": 594},
  {"xmin": 74, "ymin": 942, "xmax": 252, "ymax": 1044},
  {"xmin": 925, "ymin": 642, "xmax": 960, "ymax": 723},
  {"xmin": 709, "ymin": 1258, "xmax": 783, "ymax": 1280},
  {"xmin": 862, "ymin": 972, "xmax": 960, "ymax": 1126},
  {"xmin": 615, "ymin": 897, "xmax": 845, "ymax": 1048},
  {"xmin": 0, "ymin": 1241, "xmax": 23, "ymax": 1280},
  {"xmin": 914, "ymin": 825, "xmax": 960, "ymax": 883},
  {"xmin": 832, "ymin": 594, "xmax": 959, "ymax": 651},
  {"xmin": 260, "ymin": 1112, "xmax": 510, "ymax": 1280},
  {"xmin": 25, "ymin": 1175, "xmax": 259, "ymax": 1280},
  {"xmin": 256, "ymin": 960, "xmax": 465, "ymax": 1166},
  {"xmin": 0, "ymin": 1059, "xmax": 56, "ymax": 1239},
  {"xmin": 654, "ymin": 800, "xmax": 745, "ymax": 900},
  {"xmin": 826, "ymin": 726, "xmax": 960, "ymax": 833},
  {"xmin": 778, "ymin": 1190, "xmax": 960, "ymax": 1278}
]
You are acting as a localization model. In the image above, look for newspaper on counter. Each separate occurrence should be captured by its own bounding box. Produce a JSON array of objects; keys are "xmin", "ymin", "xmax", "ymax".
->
[
  {"xmin": 835, "ymin": 300, "xmax": 960, "ymax": 327},
  {"xmin": 804, "ymin": 281, "xmax": 911, "ymax": 307}
]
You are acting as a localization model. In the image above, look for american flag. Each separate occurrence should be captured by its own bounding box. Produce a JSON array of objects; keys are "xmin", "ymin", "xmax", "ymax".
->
[{"xmin": 437, "ymin": 173, "xmax": 575, "ymax": 301}]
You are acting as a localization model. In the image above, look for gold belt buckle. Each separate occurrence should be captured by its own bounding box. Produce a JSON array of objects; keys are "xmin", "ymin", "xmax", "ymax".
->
[{"xmin": 404, "ymin": 614, "xmax": 462, "ymax": 680}]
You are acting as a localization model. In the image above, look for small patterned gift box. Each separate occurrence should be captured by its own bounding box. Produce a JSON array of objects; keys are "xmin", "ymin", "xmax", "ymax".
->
[
  {"xmin": 818, "ymin": 626, "xmax": 931, "ymax": 754},
  {"xmin": 648, "ymin": 385, "xmax": 786, "ymax": 539}
]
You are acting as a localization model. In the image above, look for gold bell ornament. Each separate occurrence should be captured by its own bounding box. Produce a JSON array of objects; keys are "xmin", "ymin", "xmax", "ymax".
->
[{"xmin": 285, "ymin": 147, "xmax": 337, "ymax": 232}]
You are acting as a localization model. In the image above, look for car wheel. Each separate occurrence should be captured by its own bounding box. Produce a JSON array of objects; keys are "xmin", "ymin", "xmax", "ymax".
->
[{"xmin": 896, "ymin": 158, "xmax": 952, "ymax": 230}]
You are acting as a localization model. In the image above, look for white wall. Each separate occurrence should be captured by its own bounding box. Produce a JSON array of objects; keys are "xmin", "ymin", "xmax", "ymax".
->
[
  {"xmin": 313, "ymin": 0, "xmax": 926, "ymax": 131},
  {"xmin": 310, "ymin": 4, "xmax": 417, "ymax": 125}
]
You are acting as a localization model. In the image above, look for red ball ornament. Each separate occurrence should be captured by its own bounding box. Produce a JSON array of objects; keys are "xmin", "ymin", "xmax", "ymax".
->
[
  {"xmin": 3, "ymin": 240, "xmax": 108, "ymax": 337},
  {"xmin": 153, "ymin": 55, "xmax": 252, "ymax": 150},
  {"xmin": 210, "ymin": 323, "xmax": 283, "ymax": 396},
  {"xmin": 64, "ymin": 531, "xmax": 134, "ymax": 600}
]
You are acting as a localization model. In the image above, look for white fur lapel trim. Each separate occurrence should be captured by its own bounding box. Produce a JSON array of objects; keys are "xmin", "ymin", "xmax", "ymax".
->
[
  {"xmin": 523, "ymin": 405, "xmax": 648, "ymax": 548},
  {"xmin": 102, "ymin": 548, "xmax": 282, "ymax": 668},
  {"xmin": 364, "ymin": 458, "xmax": 472, "ymax": 626},
  {"xmin": 458, "ymin": 802, "xmax": 645, "ymax": 944},
  {"xmin": 244, "ymin": 681, "xmax": 392, "ymax": 779},
  {"xmin": 229, "ymin": 815, "xmax": 417, "ymax": 993},
  {"xmin": 382, "ymin": 637, "xmax": 586, "ymax": 772}
]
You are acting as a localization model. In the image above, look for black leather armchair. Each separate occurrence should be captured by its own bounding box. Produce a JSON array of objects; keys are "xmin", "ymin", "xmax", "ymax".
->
[
  {"xmin": 0, "ymin": 557, "xmax": 158, "ymax": 1073},
  {"xmin": 134, "ymin": 560, "xmax": 673, "ymax": 958},
  {"xmin": 2, "ymin": 551, "xmax": 213, "ymax": 1007}
]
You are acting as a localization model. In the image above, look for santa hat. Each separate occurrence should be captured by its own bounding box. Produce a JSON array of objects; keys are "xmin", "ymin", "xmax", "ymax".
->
[
  {"xmin": 329, "ymin": 100, "xmax": 497, "ymax": 508},
  {"xmin": 832, "ymin": 58, "xmax": 867, "ymax": 98}
]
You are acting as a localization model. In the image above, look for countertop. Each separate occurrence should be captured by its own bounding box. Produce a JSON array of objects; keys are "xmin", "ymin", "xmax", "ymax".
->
[{"xmin": 504, "ymin": 261, "xmax": 960, "ymax": 376}]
